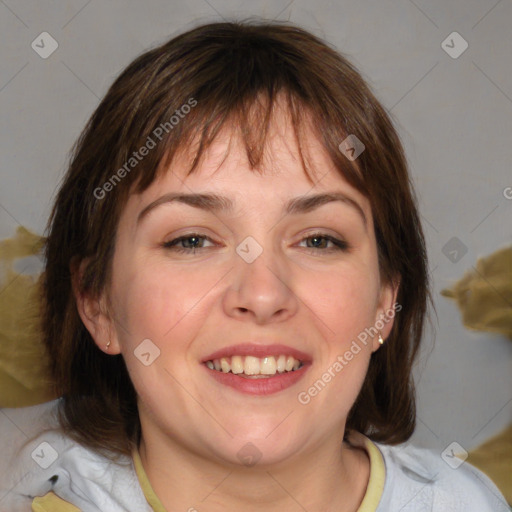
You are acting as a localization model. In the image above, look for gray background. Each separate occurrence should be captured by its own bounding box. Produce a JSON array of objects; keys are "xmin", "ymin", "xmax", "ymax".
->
[{"xmin": 0, "ymin": 0, "xmax": 511, "ymax": 454}]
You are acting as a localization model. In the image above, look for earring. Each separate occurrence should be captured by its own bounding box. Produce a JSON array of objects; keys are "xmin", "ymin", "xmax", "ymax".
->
[
  {"xmin": 106, "ymin": 339, "xmax": 111, "ymax": 350},
  {"xmin": 378, "ymin": 331, "xmax": 384, "ymax": 345}
]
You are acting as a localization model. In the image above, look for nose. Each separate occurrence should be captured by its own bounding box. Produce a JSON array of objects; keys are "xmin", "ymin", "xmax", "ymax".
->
[{"xmin": 222, "ymin": 246, "xmax": 299, "ymax": 325}]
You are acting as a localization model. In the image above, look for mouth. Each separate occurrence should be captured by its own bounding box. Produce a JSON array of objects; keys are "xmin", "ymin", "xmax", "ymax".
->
[{"xmin": 201, "ymin": 344, "xmax": 312, "ymax": 395}]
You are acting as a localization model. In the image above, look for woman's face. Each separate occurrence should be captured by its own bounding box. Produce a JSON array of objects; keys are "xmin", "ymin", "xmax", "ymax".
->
[{"xmin": 86, "ymin": 107, "xmax": 397, "ymax": 466}]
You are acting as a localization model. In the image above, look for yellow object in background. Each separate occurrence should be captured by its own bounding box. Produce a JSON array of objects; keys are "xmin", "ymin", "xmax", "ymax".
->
[
  {"xmin": 467, "ymin": 425, "xmax": 512, "ymax": 506},
  {"xmin": 0, "ymin": 226, "xmax": 56, "ymax": 408},
  {"xmin": 442, "ymin": 245, "xmax": 512, "ymax": 505},
  {"xmin": 442, "ymin": 245, "xmax": 512, "ymax": 340}
]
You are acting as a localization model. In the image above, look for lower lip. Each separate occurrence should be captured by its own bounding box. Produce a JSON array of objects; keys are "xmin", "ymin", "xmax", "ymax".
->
[{"xmin": 203, "ymin": 364, "xmax": 311, "ymax": 395}]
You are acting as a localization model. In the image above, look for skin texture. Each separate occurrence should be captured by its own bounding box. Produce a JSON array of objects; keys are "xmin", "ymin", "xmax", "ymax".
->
[{"xmin": 77, "ymin": 104, "xmax": 398, "ymax": 511}]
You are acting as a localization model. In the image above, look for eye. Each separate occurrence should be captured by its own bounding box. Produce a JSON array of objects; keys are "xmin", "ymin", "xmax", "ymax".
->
[
  {"xmin": 162, "ymin": 233, "xmax": 215, "ymax": 253},
  {"xmin": 161, "ymin": 232, "xmax": 349, "ymax": 255},
  {"xmin": 297, "ymin": 233, "xmax": 349, "ymax": 253}
]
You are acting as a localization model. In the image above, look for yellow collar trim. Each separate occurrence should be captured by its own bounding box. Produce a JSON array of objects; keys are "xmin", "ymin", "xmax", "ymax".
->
[
  {"xmin": 348, "ymin": 431, "xmax": 386, "ymax": 511},
  {"xmin": 132, "ymin": 447, "xmax": 168, "ymax": 512}
]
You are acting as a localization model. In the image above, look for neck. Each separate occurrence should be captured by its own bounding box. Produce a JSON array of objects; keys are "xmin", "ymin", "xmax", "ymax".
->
[{"xmin": 138, "ymin": 429, "xmax": 370, "ymax": 512}]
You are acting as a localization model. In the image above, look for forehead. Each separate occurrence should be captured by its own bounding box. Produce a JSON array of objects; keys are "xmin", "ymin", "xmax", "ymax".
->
[
  {"xmin": 153, "ymin": 107, "xmax": 352, "ymax": 188},
  {"xmin": 122, "ymin": 100, "xmax": 370, "ymax": 223}
]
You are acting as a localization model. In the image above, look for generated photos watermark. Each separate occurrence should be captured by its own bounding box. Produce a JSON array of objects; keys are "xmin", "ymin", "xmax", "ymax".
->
[{"xmin": 93, "ymin": 97, "xmax": 197, "ymax": 200}]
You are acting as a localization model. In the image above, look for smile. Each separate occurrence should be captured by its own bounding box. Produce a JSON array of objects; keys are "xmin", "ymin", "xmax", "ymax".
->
[{"xmin": 201, "ymin": 343, "xmax": 312, "ymax": 395}]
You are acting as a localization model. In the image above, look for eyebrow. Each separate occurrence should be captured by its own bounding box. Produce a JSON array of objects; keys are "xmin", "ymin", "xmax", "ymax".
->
[{"xmin": 136, "ymin": 191, "xmax": 367, "ymax": 228}]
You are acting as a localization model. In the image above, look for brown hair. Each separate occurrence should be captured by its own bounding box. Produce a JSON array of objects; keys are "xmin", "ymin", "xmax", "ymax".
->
[{"xmin": 42, "ymin": 20, "xmax": 430, "ymax": 457}]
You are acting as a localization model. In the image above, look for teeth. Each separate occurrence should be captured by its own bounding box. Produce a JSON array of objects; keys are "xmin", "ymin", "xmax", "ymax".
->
[
  {"xmin": 231, "ymin": 355, "xmax": 244, "ymax": 374},
  {"xmin": 220, "ymin": 357, "xmax": 230, "ymax": 373},
  {"xmin": 260, "ymin": 356, "xmax": 277, "ymax": 375},
  {"xmin": 244, "ymin": 356, "xmax": 260, "ymax": 375},
  {"xmin": 205, "ymin": 355, "xmax": 303, "ymax": 376}
]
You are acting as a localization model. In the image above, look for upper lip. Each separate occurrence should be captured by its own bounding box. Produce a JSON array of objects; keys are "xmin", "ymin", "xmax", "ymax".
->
[{"xmin": 201, "ymin": 343, "xmax": 313, "ymax": 363}]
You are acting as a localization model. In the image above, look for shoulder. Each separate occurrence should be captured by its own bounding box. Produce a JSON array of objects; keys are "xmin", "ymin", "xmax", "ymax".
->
[
  {"xmin": 0, "ymin": 399, "xmax": 151, "ymax": 512},
  {"xmin": 375, "ymin": 441, "xmax": 510, "ymax": 512}
]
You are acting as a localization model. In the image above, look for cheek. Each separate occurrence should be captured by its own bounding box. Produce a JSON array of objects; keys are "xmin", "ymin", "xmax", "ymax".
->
[
  {"xmin": 299, "ymin": 263, "xmax": 380, "ymax": 343},
  {"xmin": 295, "ymin": 265, "xmax": 378, "ymax": 407},
  {"xmin": 111, "ymin": 254, "xmax": 221, "ymax": 343}
]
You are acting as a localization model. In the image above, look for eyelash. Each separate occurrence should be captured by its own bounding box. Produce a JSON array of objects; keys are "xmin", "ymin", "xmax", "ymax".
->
[{"xmin": 162, "ymin": 232, "xmax": 350, "ymax": 255}]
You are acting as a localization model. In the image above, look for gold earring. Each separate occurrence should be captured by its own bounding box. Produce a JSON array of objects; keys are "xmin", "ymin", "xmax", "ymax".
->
[
  {"xmin": 378, "ymin": 331, "xmax": 384, "ymax": 345},
  {"xmin": 106, "ymin": 339, "xmax": 111, "ymax": 350}
]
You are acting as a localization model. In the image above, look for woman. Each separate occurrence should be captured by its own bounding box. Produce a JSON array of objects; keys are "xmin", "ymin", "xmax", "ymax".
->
[{"xmin": 1, "ymin": 20, "xmax": 508, "ymax": 512}]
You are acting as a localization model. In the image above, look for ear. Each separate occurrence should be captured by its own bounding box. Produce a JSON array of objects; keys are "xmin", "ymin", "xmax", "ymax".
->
[
  {"xmin": 71, "ymin": 257, "xmax": 121, "ymax": 355},
  {"xmin": 372, "ymin": 275, "xmax": 401, "ymax": 352}
]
